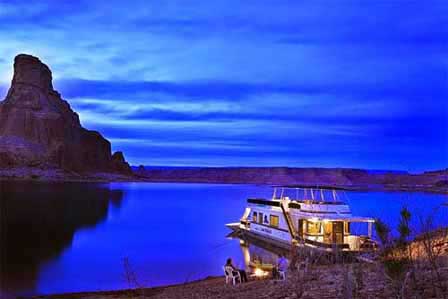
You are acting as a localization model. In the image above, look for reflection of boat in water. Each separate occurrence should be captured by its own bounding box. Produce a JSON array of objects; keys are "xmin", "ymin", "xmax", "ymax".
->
[
  {"xmin": 240, "ymin": 238, "xmax": 278, "ymax": 277},
  {"xmin": 226, "ymin": 231, "xmax": 289, "ymax": 277},
  {"xmin": 227, "ymin": 187, "xmax": 377, "ymax": 253}
]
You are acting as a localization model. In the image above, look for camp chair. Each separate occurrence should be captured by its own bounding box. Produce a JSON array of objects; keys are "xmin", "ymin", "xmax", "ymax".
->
[
  {"xmin": 278, "ymin": 270, "xmax": 286, "ymax": 281},
  {"xmin": 223, "ymin": 266, "xmax": 241, "ymax": 285}
]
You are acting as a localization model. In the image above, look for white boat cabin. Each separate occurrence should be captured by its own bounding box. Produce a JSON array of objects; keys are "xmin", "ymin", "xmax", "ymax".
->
[{"xmin": 235, "ymin": 187, "xmax": 376, "ymax": 252}]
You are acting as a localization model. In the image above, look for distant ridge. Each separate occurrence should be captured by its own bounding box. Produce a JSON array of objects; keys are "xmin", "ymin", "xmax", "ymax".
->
[
  {"xmin": 134, "ymin": 166, "xmax": 448, "ymax": 193},
  {"xmin": 134, "ymin": 165, "xmax": 410, "ymax": 174}
]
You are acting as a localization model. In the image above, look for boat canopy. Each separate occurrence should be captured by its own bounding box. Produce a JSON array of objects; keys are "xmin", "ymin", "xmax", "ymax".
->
[{"xmin": 272, "ymin": 187, "xmax": 347, "ymax": 204}]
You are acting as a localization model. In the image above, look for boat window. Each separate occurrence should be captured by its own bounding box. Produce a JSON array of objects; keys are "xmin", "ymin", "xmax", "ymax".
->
[
  {"xmin": 258, "ymin": 213, "xmax": 263, "ymax": 224},
  {"xmin": 333, "ymin": 222, "xmax": 344, "ymax": 244},
  {"xmin": 270, "ymin": 215, "xmax": 279, "ymax": 227},
  {"xmin": 252, "ymin": 212, "xmax": 257, "ymax": 222},
  {"xmin": 306, "ymin": 221, "xmax": 321, "ymax": 235},
  {"xmin": 344, "ymin": 222, "xmax": 350, "ymax": 234},
  {"xmin": 264, "ymin": 215, "xmax": 269, "ymax": 224}
]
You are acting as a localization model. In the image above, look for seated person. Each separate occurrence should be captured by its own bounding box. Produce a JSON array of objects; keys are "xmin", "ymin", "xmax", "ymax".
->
[
  {"xmin": 273, "ymin": 254, "xmax": 288, "ymax": 279},
  {"xmin": 277, "ymin": 254, "xmax": 288, "ymax": 274},
  {"xmin": 225, "ymin": 258, "xmax": 248, "ymax": 283}
]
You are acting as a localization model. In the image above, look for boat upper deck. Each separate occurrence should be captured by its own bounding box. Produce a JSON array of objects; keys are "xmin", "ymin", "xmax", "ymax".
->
[
  {"xmin": 247, "ymin": 187, "xmax": 348, "ymax": 207},
  {"xmin": 247, "ymin": 187, "xmax": 375, "ymax": 223},
  {"xmin": 247, "ymin": 198, "xmax": 345, "ymax": 206}
]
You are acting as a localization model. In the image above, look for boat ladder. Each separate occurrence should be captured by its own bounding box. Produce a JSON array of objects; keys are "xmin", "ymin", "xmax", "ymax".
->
[{"xmin": 280, "ymin": 200, "xmax": 297, "ymax": 241}]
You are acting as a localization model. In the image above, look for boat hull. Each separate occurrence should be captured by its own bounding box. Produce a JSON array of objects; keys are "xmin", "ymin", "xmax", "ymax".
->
[
  {"xmin": 229, "ymin": 224, "xmax": 293, "ymax": 250},
  {"xmin": 225, "ymin": 222, "xmax": 240, "ymax": 231}
]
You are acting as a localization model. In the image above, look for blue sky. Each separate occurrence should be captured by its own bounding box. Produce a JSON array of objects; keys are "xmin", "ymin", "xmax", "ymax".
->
[{"xmin": 0, "ymin": 0, "xmax": 447, "ymax": 171}]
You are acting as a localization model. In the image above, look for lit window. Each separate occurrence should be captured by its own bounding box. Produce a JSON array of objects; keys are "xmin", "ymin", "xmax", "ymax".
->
[
  {"xmin": 270, "ymin": 215, "xmax": 279, "ymax": 227},
  {"xmin": 258, "ymin": 213, "xmax": 263, "ymax": 224},
  {"xmin": 253, "ymin": 212, "xmax": 257, "ymax": 222},
  {"xmin": 306, "ymin": 221, "xmax": 321, "ymax": 235}
]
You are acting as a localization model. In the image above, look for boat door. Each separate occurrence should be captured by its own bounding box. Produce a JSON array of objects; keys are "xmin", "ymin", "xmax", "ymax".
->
[
  {"xmin": 323, "ymin": 222, "xmax": 332, "ymax": 243},
  {"xmin": 332, "ymin": 222, "xmax": 344, "ymax": 244},
  {"xmin": 298, "ymin": 219, "xmax": 304, "ymax": 239}
]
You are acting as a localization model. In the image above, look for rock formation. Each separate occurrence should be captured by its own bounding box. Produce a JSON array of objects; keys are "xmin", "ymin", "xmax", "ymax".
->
[
  {"xmin": 111, "ymin": 151, "xmax": 132, "ymax": 174},
  {"xmin": 0, "ymin": 54, "xmax": 131, "ymax": 174}
]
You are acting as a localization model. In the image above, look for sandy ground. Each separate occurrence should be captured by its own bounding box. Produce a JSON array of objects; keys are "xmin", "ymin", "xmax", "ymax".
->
[
  {"xmin": 32, "ymin": 257, "xmax": 448, "ymax": 299},
  {"xmin": 33, "ymin": 263, "xmax": 395, "ymax": 299}
]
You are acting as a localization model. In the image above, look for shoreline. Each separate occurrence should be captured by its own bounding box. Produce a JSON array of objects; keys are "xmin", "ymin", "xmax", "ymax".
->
[
  {"xmin": 1, "ymin": 167, "xmax": 447, "ymax": 194},
  {"xmin": 1, "ymin": 177, "xmax": 447, "ymax": 195},
  {"xmin": 29, "ymin": 264, "xmax": 386, "ymax": 299},
  {"xmin": 31, "ymin": 261, "xmax": 446, "ymax": 299},
  {"xmin": 30, "ymin": 276, "xmax": 223, "ymax": 299}
]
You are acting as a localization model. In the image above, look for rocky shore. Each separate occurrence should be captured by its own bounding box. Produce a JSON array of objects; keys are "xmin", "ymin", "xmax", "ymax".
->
[
  {"xmin": 0, "ymin": 167, "xmax": 134, "ymax": 182},
  {"xmin": 30, "ymin": 264, "xmax": 392, "ymax": 299},
  {"xmin": 32, "ymin": 261, "xmax": 447, "ymax": 299}
]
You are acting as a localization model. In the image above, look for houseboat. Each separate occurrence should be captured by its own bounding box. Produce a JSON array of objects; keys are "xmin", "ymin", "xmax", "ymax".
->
[{"xmin": 226, "ymin": 187, "xmax": 377, "ymax": 252}]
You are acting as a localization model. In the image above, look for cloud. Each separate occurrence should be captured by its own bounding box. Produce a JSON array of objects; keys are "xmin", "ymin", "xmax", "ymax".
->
[
  {"xmin": 56, "ymin": 73, "xmax": 447, "ymax": 103},
  {"xmin": 0, "ymin": 0, "xmax": 446, "ymax": 170},
  {"xmin": 57, "ymin": 79, "xmax": 300, "ymax": 101}
]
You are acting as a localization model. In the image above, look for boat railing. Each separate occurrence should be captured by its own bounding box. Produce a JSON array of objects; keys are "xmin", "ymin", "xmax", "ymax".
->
[{"xmin": 273, "ymin": 187, "xmax": 346, "ymax": 205}]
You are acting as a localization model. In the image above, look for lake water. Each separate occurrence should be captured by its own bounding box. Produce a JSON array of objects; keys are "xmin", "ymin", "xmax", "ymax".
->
[{"xmin": 1, "ymin": 182, "xmax": 447, "ymax": 298}]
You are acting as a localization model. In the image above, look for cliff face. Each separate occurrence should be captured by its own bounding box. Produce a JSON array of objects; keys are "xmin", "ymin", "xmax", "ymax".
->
[{"xmin": 0, "ymin": 54, "xmax": 131, "ymax": 174}]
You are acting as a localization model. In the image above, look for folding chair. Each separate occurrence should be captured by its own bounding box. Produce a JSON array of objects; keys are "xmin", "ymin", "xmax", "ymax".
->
[{"xmin": 223, "ymin": 266, "xmax": 241, "ymax": 285}]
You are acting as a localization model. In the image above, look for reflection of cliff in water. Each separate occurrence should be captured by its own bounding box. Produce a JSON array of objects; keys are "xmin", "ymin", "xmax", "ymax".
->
[{"xmin": 0, "ymin": 181, "xmax": 124, "ymax": 297}]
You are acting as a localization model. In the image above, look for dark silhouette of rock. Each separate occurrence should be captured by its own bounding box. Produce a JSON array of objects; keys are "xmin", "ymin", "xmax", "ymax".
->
[
  {"xmin": 133, "ymin": 164, "xmax": 148, "ymax": 178},
  {"xmin": 0, "ymin": 54, "xmax": 131, "ymax": 174},
  {"xmin": 111, "ymin": 151, "xmax": 132, "ymax": 174}
]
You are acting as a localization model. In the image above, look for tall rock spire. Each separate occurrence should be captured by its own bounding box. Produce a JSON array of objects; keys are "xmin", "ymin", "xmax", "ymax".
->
[
  {"xmin": 0, "ymin": 54, "xmax": 131, "ymax": 174},
  {"xmin": 11, "ymin": 54, "xmax": 54, "ymax": 93}
]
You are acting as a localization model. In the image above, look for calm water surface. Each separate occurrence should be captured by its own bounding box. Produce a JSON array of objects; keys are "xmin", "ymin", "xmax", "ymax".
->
[{"xmin": 1, "ymin": 182, "xmax": 447, "ymax": 297}]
